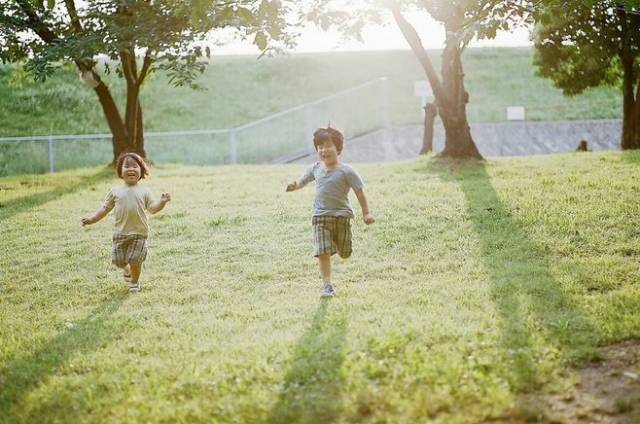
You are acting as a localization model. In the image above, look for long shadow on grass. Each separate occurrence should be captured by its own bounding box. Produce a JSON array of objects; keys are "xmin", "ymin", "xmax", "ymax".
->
[
  {"xmin": 621, "ymin": 150, "xmax": 640, "ymax": 164},
  {"xmin": 0, "ymin": 292, "xmax": 126, "ymax": 416},
  {"xmin": 429, "ymin": 161, "xmax": 598, "ymax": 391},
  {"xmin": 0, "ymin": 166, "xmax": 112, "ymax": 222},
  {"xmin": 267, "ymin": 300, "xmax": 347, "ymax": 424}
]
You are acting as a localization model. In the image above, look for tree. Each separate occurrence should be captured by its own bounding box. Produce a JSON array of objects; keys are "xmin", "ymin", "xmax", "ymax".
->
[
  {"xmin": 389, "ymin": 1, "xmax": 533, "ymax": 159},
  {"xmin": 533, "ymin": 1, "xmax": 640, "ymax": 149},
  {"xmin": 306, "ymin": 1, "xmax": 542, "ymax": 159},
  {"xmin": 0, "ymin": 0, "xmax": 292, "ymax": 162}
]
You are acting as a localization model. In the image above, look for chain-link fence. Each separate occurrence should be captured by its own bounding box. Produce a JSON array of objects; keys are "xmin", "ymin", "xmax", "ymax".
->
[{"xmin": 0, "ymin": 78, "xmax": 390, "ymax": 176}]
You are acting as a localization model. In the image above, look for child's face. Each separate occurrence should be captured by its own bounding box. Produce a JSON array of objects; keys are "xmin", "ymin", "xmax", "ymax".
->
[
  {"xmin": 317, "ymin": 140, "xmax": 338, "ymax": 166},
  {"xmin": 122, "ymin": 157, "xmax": 141, "ymax": 185}
]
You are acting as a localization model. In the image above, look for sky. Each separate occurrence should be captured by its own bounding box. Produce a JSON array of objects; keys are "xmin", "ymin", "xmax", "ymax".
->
[{"xmin": 213, "ymin": 9, "xmax": 532, "ymax": 56}]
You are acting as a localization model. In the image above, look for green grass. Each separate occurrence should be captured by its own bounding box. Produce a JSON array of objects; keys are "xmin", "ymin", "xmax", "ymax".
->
[
  {"xmin": 1, "ymin": 152, "xmax": 639, "ymax": 422},
  {"xmin": 0, "ymin": 48, "xmax": 621, "ymax": 137}
]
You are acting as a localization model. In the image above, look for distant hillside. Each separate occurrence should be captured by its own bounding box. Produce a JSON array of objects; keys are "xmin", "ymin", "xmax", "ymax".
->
[{"xmin": 0, "ymin": 48, "xmax": 621, "ymax": 137}]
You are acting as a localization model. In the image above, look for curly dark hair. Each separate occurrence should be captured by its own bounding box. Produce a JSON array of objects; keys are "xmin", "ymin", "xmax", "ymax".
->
[
  {"xmin": 115, "ymin": 152, "xmax": 150, "ymax": 180},
  {"xmin": 313, "ymin": 126, "xmax": 344, "ymax": 154}
]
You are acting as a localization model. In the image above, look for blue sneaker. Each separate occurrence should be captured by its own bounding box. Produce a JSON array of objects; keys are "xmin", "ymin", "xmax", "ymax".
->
[
  {"xmin": 321, "ymin": 283, "xmax": 335, "ymax": 298},
  {"xmin": 128, "ymin": 282, "xmax": 141, "ymax": 293}
]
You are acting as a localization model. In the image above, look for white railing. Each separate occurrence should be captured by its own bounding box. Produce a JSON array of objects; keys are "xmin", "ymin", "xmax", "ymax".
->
[{"xmin": 0, "ymin": 77, "xmax": 390, "ymax": 176}]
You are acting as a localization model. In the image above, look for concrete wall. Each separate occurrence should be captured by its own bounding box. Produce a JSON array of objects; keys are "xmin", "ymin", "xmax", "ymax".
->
[
  {"xmin": 290, "ymin": 119, "xmax": 622, "ymax": 164},
  {"xmin": 431, "ymin": 119, "xmax": 622, "ymax": 157}
]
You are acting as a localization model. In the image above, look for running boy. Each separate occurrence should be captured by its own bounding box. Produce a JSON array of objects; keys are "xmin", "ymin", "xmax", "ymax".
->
[
  {"xmin": 81, "ymin": 152, "xmax": 171, "ymax": 292},
  {"xmin": 286, "ymin": 127, "xmax": 375, "ymax": 298}
]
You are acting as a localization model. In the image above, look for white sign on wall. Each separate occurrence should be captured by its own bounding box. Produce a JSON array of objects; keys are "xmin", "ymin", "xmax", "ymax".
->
[
  {"xmin": 414, "ymin": 80, "xmax": 433, "ymax": 106},
  {"xmin": 507, "ymin": 106, "xmax": 526, "ymax": 121}
]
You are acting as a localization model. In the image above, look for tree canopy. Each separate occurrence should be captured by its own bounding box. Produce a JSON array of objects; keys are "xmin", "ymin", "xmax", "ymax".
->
[
  {"xmin": 533, "ymin": 0, "xmax": 640, "ymax": 95},
  {"xmin": 1, "ymin": 0, "xmax": 291, "ymax": 83},
  {"xmin": 533, "ymin": 0, "xmax": 640, "ymax": 148}
]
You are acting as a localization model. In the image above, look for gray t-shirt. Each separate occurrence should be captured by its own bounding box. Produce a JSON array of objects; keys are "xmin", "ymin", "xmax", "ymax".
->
[{"xmin": 300, "ymin": 162, "xmax": 365, "ymax": 218}]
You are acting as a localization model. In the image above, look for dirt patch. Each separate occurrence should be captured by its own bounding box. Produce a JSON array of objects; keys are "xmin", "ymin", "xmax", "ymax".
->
[{"xmin": 513, "ymin": 340, "xmax": 640, "ymax": 423}]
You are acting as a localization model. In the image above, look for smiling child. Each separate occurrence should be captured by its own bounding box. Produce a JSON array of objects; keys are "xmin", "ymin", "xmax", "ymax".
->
[
  {"xmin": 286, "ymin": 126, "xmax": 375, "ymax": 298},
  {"xmin": 81, "ymin": 152, "xmax": 171, "ymax": 292}
]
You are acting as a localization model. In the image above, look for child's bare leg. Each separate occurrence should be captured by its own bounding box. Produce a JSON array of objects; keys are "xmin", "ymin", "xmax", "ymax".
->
[
  {"xmin": 130, "ymin": 262, "xmax": 142, "ymax": 283},
  {"xmin": 123, "ymin": 263, "xmax": 131, "ymax": 276},
  {"xmin": 318, "ymin": 253, "xmax": 331, "ymax": 284}
]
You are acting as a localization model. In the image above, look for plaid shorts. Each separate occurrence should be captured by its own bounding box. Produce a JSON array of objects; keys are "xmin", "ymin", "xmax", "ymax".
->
[
  {"xmin": 112, "ymin": 234, "xmax": 148, "ymax": 267},
  {"xmin": 312, "ymin": 216, "xmax": 352, "ymax": 258}
]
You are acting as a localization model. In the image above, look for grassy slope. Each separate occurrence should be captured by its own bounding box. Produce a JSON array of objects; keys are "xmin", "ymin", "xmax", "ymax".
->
[
  {"xmin": 0, "ymin": 48, "xmax": 621, "ymax": 137},
  {"xmin": 1, "ymin": 152, "xmax": 639, "ymax": 423}
]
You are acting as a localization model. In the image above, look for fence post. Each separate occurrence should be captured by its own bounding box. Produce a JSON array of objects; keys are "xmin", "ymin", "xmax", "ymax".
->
[
  {"xmin": 229, "ymin": 130, "xmax": 237, "ymax": 164},
  {"xmin": 48, "ymin": 136, "xmax": 55, "ymax": 173}
]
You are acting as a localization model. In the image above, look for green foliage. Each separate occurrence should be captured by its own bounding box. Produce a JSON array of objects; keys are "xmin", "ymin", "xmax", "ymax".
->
[
  {"xmin": 0, "ymin": 0, "xmax": 295, "ymax": 84},
  {"xmin": 533, "ymin": 1, "xmax": 640, "ymax": 96},
  {"xmin": 1, "ymin": 153, "xmax": 639, "ymax": 422}
]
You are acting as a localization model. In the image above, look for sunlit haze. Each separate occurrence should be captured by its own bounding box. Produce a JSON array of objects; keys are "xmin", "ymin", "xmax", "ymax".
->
[{"xmin": 212, "ymin": 10, "xmax": 532, "ymax": 55}]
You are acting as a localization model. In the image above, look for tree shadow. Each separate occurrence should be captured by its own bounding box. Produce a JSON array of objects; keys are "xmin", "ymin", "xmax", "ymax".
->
[
  {"xmin": 0, "ymin": 166, "xmax": 112, "ymax": 222},
  {"xmin": 0, "ymin": 292, "xmax": 127, "ymax": 417},
  {"xmin": 620, "ymin": 150, "xmax": 640, "ymax": 165},
  {"xmin": 427, "ymin": 160, "xmax": 598, "ymax": 392},
  {"xmin": 267, "ymin": 300, "xmax": 348, "ymax": 424}
]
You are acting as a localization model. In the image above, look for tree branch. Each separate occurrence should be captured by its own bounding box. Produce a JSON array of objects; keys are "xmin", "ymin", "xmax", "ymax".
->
[
  {"xmin": 15, "ymin": 0, "xmax": 57, "ymax": 43},
  {"xmin": 137, "ymin": 49, "xmax": 153, "ymax": 87},
  {"xmin": 391, "ymin": 4, "xmax": 447, "ymax": 105},
  {"xmin": 119, "ymin": 49, "xmax": 137, "ymax": 87},
  {"xmin": 63, "ymin": 0, "xmax": 83, "ymax": 33},
  {"xmin": 129, "ymin": 47, "xmax": 139, "ymax": 76}
]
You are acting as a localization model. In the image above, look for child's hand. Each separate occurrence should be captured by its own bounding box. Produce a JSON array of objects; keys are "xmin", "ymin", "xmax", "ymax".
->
[
  {"xmin": 160, "ymin": 193, "xmax": 171, "ymax": 203},
  {"xmin": 363, "ymin": 213, "xmax": 375, "ymax": 225},
  {"xmin": 80, "ymin": 216, "xmax": 93, "ymax": 226},
  {"xmin": 285, "ymin": 182, "xmax": 297, "ymax": 192}
]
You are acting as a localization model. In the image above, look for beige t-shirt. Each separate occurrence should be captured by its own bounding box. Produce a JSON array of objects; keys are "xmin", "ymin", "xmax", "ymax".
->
[{"xmin": 103, "ymin": 185, "xmax": 154, "ymax": 237}]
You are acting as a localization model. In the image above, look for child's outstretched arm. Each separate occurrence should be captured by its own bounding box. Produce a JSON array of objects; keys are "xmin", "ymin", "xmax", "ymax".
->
[
  {"xmin": 148, "ymin": 193, "xmax": 171, "ymax": 214},
  {"xmin": 285, "ymin": 179, "xmax": 304, "ymax": 192},
  {"xmin": 287, "ymin": 165, "xmax": 315, "ymax": 192},
  {"xmin": 81, "ymin": 205, "xmax": 112, "ymax": 226},
  {"xmin": 354, "ymin": 188, "xmax": 375, "ymax": 225}
]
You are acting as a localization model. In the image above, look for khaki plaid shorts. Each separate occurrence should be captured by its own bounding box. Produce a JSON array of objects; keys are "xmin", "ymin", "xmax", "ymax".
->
[
  {"xmin": 112, "ymin": 234, "xmax": 148, "ymax": 267},
  {"xmin": 312, "ymin": 216, "xmax": 352, "ymax": 258}
]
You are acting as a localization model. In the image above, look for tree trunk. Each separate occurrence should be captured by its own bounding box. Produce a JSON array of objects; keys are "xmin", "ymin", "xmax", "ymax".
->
[
  {"xmin": 120, "ymin": 49, "xmax": 147, "ymax": 160},
  {"xmin": 621, "ymin": 56, "xmax": 637, "ymax": 150},
  {"xmin": 437, "ymin": 36, "xmax": 482, "ymax": 159},
  {"xmin": 98, "ymin": 81, "xmax": 146, "ymax": 162},
  {"xmin": 92, "ymin": 77, "xmax": 128, "ymax": 163},
  {"xmin": 134, "ymin": 102, "xmax": 147, "ymax": 158},
  {"xmin": 633, "ymin": 68, "xmax": 640, "ymax": 148},
  {"xmin": 124, "ymin": 85, "xmax": 139, "ymax": 150},
  {"xmin": 439, "ymin": 116, "xmax": 480, "ymax": 158},
  {"xmin": 420, "ymin": 102, "xmax": 437, "ymax": 154}
]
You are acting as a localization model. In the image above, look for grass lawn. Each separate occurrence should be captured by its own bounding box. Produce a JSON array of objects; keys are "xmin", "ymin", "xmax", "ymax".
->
[
  {"xmin": 0, "ymin": 48, "xmax": 621, "ymax": 137},
  {"xmin": 1, "ymin": 152, "xmax": 639, "ymax": 423}
]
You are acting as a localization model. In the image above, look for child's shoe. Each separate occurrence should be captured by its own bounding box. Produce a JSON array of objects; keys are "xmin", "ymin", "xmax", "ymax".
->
[
  {"xmin": 321, "ymin": 283, "xmax": 335, "ymax": 298},
  {"xmin": 128, "ymin": 282, "xmax": 141, "ymax": 293}
]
